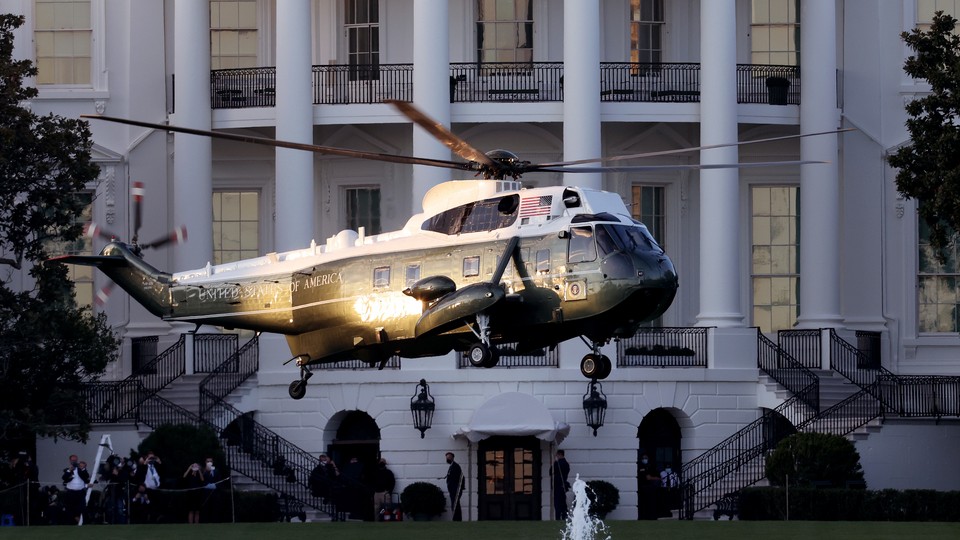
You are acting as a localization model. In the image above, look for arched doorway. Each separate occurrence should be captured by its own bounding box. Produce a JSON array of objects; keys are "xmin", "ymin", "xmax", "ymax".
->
[
  {"xmin": 637, "ymin": 408, "xmax": 681, "ymax": 519},
  {"xmin": 328, "ymin": 410, "xmax": 381, "ymax": 520}
]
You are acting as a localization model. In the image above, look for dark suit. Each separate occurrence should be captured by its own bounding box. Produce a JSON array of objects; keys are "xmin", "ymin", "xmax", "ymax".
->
[
  {"xmin": 553, "ymin": 456, "xmax": 571, "ymax": 520},
  {"xmin": 445, "ymin": 460, "xmax": 465, "ymax": 521}
]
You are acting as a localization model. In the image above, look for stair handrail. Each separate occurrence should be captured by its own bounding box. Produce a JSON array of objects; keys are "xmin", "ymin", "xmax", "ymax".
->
[
  {"xmin": 798, "ymin": 383, "xmax": 884, "ymax": 435},
  {"xmin": 758, "ymin": 332, "xmax": 820, "ymax": 411},
  {"xmin": 198, "ymin": 333, "xmax": 260, "ymax": 417},
  {"xmin": 678, "ymin": 332, "xmax": 818, "ymax": 519},
  {"xmin": 127, "ymin": 334, "xmax": 187, "ymax": 393},
  {"xmin": 828, "ymin": 329, "xmax": 897, "ymax": 408}
]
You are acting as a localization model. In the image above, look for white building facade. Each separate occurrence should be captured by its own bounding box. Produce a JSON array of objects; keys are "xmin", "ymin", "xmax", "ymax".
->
[{"xmin": 4, "ymin": 0, "xmax": 960, "ymax": 520}]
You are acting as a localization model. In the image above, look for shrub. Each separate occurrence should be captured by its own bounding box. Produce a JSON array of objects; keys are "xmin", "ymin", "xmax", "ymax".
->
[
  {"xmin": 585, "ymin": 479, "xmax": 619, "ymax": 518},
  {"xmin": 400, "ymin": 481, "xmax": 447, "ymax": 519},
  {"xmin": 765, "ymin": 432, "xmax": 865, "ymax": 488}
]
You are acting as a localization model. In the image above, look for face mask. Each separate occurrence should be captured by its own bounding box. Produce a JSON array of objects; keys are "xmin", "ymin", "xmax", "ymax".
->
[{"xmin": 642, "ymin": 459, "xmax": 648, "ymax": 464}]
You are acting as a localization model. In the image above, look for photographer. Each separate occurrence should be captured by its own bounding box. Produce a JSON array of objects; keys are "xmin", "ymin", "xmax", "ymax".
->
[{"xmin": 61, "ymin": 454, "xmax": 90, "ymax": 525}]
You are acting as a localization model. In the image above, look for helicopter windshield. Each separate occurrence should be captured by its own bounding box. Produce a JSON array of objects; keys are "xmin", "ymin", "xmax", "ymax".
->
[{"xmin": 598, "ymin": 224, "xmax": 664, "ymax": 255}]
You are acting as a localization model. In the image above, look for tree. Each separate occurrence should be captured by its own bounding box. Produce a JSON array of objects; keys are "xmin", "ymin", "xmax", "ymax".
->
[
  {"xmin": 764, "ymin": 432, "xmax": 865, "ymax": 488},
  {"xmin": 0, "ymin": 14, "xmax": 120, "ymax": 454},
  {"xmin": 887, "ymin": 11, "xmax": 960, "ymax": 257}
]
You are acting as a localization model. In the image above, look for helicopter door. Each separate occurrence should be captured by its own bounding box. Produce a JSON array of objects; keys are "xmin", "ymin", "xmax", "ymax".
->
[{"xmin": 565, "ymin": 226, "xmax": 596, "ymax": 301}]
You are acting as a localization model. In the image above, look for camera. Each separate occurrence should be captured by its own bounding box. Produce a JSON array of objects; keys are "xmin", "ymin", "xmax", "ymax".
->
[{"xmin": 70, "ymin": 461, "xmax": 79, "ymax": 468}]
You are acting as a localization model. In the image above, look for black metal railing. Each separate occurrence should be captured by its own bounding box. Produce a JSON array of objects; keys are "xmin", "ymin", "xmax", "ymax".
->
[
  {"xmin": 199, "ymin": 334, "xmax": 260, "ymax": 417},
  {"xmin": 879, "ymin": 374, "xmax": 960, "ymax": 418},
  {"xmin": 449, "ymin": 62, "xmax": 564, "ymax": 102},
  {"xmin": 758, "ymin": 333, "xmax": 819, "ymax": 411},
  {"xmin": 204, "ymin": 62, "xmax": 801, "ymax": 108},
  {"xmin": 828, "ymin": 329, "xmax": 897, "ymax": 406},
  {"xmin": 777, "ymin": 329, "xmax": 822, "ymax": 369},
  {"xmin": 616, "ymin": 327, "xmax": 708, "ymax": 368},
  {"xmin": 855, "ymin": 330, "xmax": 882, "ymax": 369},
  {"xmin": 317, "ymin": 355, "xmax": 402, "ymax": 370},
  {"xmin": 678, "ymin": 332, "xmax": 817, "ymax": 519},
  {"xmin": 82, "ymin": 380, "xmax": 145, "ymax": 424},
  {"xmin": 130, "ymin": 334, "xmax": 186, "ymax": 394},
  {"xmin": 194, "ymin": 334, "xmax": 239, "ymax": 373},
  {"xmin": 457, "ymin": 343, "xmax": 560, "ymax": 368},
  {"xmin": 799, "ymin": 384, "xmax": 884, "ymax": 436}
]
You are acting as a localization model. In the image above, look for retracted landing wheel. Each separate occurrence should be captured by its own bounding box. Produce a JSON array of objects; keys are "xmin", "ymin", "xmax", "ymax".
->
[
  {"xmin": 468, "ymin": 342, "xmax": 499, "ymax": 368},
  {"xmin": 580, "ymin": 353, "xmax": 601, "ymax": 379},
  {"xmin": 595, "ymin": 355, "xmax": 612, "ymax": 380}
]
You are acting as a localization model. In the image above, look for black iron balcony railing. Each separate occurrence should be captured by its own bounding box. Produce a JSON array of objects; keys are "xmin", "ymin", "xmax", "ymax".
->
[
  {"xmin": 194, "ymin": 333, "xmax": 239, "ymax": 373},
  {"xmin": 204, "ymin": 62, "xmax": 801, "ymax": 109},
  {"xmin": 616, "ymin": 327, "xmax": 708, "ymax": 368},
  {"xmin": 457, "ymin": 342, "xmax": 560, "ymax": 368}
]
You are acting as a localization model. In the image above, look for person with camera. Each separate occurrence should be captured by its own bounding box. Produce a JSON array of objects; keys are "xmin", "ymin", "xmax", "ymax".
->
[
  {"xmin": 61, "ymin": 454, "xmax": 90, "ymax": 525},
  {"xmin": 182, "ymin": 462, "xmax": 205, "ymax": 523}
]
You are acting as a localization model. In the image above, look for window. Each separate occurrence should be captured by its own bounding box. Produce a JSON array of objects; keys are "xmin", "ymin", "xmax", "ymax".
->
[
  {"xmin": 405, "ymin": 264, "xmax": 421, "ymax": 288},
  {"xmin": 463, "ymin": 256, "xmax": 480, "ymax": 278},
  {"xmin": 917, "ymin": 0, "xmax": 960, "ymax": 30},
  {"xmin": 630, "ymin": 0, "xmax": 664, "ymax": 64},
  {"xmin": 751, "ymin": 186, "xmax": 799, "ymax": 333},
  {"xmin": 535, "ymin": 249, "xmax": 550, "ymax": 274},
  {"xmin": 477, "ymin": 0, "xmax": 533, "ymax": 64},
  {"xmin": 422, "ymin": 195, "xmax": 520, "ymax": 235},
  {"xmin": 46, "ymin": 192, "xmax": 94, "ymax": 306},
  {"xmin": 345, "ymin": 186, "xmax": 381, "ymax": 235},
  {"xmin": 212, "ymin": 191, "xmax": 259, "ymax": 264},
  {"xmin": 34, "ymin": 0, "xmax": 92, "ymax": 85},
  {"xmin": 373, "ymin": 266, "xmax": 390, "ymax": 288},
  {"xmin": 918, "ymin": 218, "xmax": 960, "ymax": 332},
  {"xmin": 210, "ymin": 0, "xmax": 258, "ymax": 69},
  {"xmin": 568, "ymin": 226, "xmax": 597, "ymax": 263},
  {"xmin": 631, "ymin": 185, "xmax": 665, "ymax": 249},
  {"xmin": 750, "ymin": 0, "xmax": 800, "ymax": 65},
  {"xmin": 345, "ymin": 0, "xmax": 379, "ymax": 81}
]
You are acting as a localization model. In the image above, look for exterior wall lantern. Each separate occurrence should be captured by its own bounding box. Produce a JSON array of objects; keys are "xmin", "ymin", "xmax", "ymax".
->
[
  {"xmin": 582, "ymin": 379, "xmax": 607, "ymax": 436},
  {"xmin": 410, "ymin": 378, "xmax": 436, "ymax": 438}
]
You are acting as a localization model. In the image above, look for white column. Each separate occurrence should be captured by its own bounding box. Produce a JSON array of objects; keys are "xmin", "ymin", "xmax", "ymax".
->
[
  {"xmin": 412, "ymin": 0, "xmax": 451, "ymax": 212},
  {"xmin": 797, "ymin": 1, "xmax": 843, "ymax": 328},
  {"xmin": 562, "ymin": 0, "xmax": 602, "ymax": 190},
  {"xmin": 275, "ymin": 0, "xmax": 315, "ymax": 252},
  {"xmin": 173, "ymin": 0, "xmax": 212, "ymax": 271},
  {"xmin": 696, "ymin": 0, "xmax": 742, "ymax": 327}
]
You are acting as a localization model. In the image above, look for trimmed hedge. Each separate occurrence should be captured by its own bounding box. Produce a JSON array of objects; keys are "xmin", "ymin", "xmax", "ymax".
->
[{"xmin": 739, "ymin": 487, "xmax": 960, "ymax": 521}]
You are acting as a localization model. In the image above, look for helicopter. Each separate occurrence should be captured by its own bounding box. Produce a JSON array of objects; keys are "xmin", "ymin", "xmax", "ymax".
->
[{"xmin": 54, "ymin": 100, "xmax": 842, "ymax": 399}]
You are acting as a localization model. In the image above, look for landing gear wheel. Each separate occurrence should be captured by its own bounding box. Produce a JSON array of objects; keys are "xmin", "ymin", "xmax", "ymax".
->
[
  {"xmin": 288, "ymin": 380, "xmax": 307, "ymax": 400},
  {"xmin": 482, "ymin": 347, "xmax": 500, "ymax": 368},
  {"xmin": 580, "ymin": 353, "xmax": 601, "ymax": 379},
  {"xmin": 468, "ymin": 343, "xmax": 493, "ymax": 368},
  {"xmin": 595, "ymin": 355, "xmax": 612, "ymax": 380}
]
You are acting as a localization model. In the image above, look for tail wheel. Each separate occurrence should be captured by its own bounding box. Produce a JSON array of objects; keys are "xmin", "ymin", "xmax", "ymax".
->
[{"xmin": 288, "ymin": 380, "xmax": 307, "ymax": 400}]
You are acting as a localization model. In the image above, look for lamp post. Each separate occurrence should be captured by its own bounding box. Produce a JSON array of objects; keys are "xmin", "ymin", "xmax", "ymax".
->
[
  {"xmin": 582, "ymin": 379, "xmax": 607, "ymax": 436},
  {"xmin": 410, "ymin": 378, "xmax": 435, "ymax": 438}
]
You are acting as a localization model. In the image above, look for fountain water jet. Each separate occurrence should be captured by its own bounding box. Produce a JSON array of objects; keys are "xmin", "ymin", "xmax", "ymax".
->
[{"xmin": 560, "ymin": 475, "xmax": 611, "ymax": 540}]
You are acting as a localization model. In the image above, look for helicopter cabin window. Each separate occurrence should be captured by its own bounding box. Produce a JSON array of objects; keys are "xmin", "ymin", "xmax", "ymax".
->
[
  {"xmin": 34, "ymin": 0, "xmax": 92, "ymax": 85},
  {"xmin": 405, "ymin": 264, "xmax": 421, "ymax": 288},
  {"xmin": 345, "ymin": 0, "xmax": 380, "ymax": 81},
  {"xmin": 421, "ymin": 195, "xmax": 519, "ymax": 235},
  {"xmin": 45, "ymin": 192, "xmax": 94, "ymax": 307},
  {"xmin": 373, "ymin": 266, "xmax": 391, "ymax": 288},
  {"xmin": 536, "ymin": 249, "xmax": 550, "ymax": 274},
  {"xmin": 213, "ymin": 191, "xmax": 260, "ymax": 265},
  {"xmin": 210, "ymin": 0, "xmax": 259, "ymax": 69},
  {"xmin": 476, "ymin": 0, "xmax": 533, "ymax": 65},
  {"xmin": 568, "ymin": 226, "xmax": 597, "ymax": 263},
  {"xmin": 463, "ymin": 256, "xmax": 480, "ymax": 278},
  {"xmin": 345, "ymin": 186, "xmax": 381, "ymax": 235}
]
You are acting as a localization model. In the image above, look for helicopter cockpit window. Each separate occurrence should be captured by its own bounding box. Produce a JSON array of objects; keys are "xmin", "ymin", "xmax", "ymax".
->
[
  {"xmin": 422, "ymin": 195, "xmax": 519, "ymax": 235},
  {"xmin": 595, "ymin": 224, "xmax": 620, "ymax": 256},
  {"xmin": 567, "ymin": 226, "xmax": 597, "ymax": 263},
  {"xmin": 463, "ymin": 256, "xmax": 480, "ymax": 277},
  {"xmin": 610, "ymin": 225, "xmax": 658, "ymax": 253},
  {"xmin": 373, "ymin": 266, "xmax": 391, "ymax": 288}
]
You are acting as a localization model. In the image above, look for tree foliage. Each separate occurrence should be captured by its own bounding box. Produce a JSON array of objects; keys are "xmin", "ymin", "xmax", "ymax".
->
[
  {"xmin": 888, "ymin": 11, "xmax": 960, "ymax": 256},
  {"xmin": 0, "ymin": 15, "xmax": 119, "ymax": 451},
  {"xmin": 137, "ymin": 424, "xmax": 227, "ymax": 486},
  {"xmin": 765, "ymin": 432, "xmax": 865, "ymax": 488}
]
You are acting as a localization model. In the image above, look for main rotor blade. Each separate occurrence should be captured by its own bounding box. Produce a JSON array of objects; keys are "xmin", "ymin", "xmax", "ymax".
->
[
  {"xmin": 535, "ymin": 160, "xmax": 827, "ymax": 173},
  {"xmin": 385, "ymin": 99, "xmax": 496, "ymax": 169},
  {"xmin": 141, "ymin": 225, "xmax": 188, "ymax": 250},
  {"xmin": 81, "ymin": 115, "xmax": 474, "ymax": 171},
  {"xmin": 535, "ymin": 128, "xmax": 856, "ymax": 168}
]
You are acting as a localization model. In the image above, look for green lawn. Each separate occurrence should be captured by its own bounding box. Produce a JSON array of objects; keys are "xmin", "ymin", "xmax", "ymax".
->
[{"xmin": 0, "ymin": 521, "xmax": 957, "ymax": 540}]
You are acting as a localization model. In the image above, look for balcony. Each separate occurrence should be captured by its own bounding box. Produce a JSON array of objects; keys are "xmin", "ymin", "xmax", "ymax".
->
[{"xmin": 204, "ymin": 62, "xmax": 800, "ymax": 109}]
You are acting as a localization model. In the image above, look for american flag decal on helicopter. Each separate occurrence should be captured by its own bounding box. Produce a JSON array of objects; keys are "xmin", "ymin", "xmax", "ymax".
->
[{"xmin": 519, "ymin": 195, "xmax": 553, "ymax": 218}]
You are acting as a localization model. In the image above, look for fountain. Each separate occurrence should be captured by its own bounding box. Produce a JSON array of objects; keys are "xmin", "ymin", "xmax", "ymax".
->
[{"xmin": 560, "ymin": 475, "xmax": 611, "ymax": 540}]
